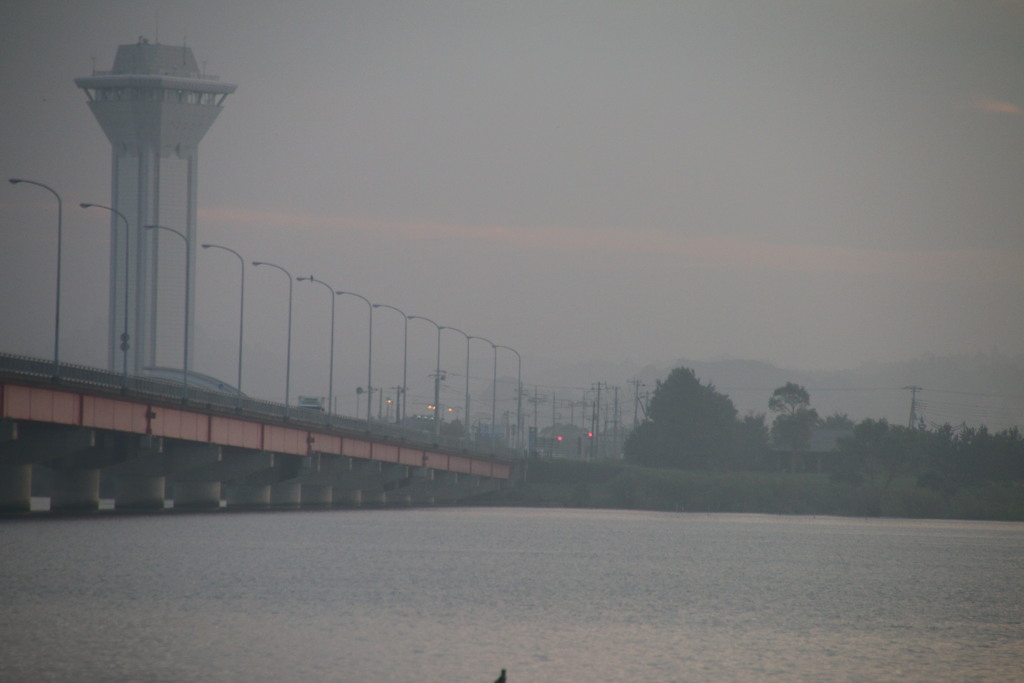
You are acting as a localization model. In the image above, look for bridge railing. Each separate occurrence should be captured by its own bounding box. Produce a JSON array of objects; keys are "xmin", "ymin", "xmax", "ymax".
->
[{"xmin": 0, "ymin": 352, "xmax": 514, "ymax": 458}]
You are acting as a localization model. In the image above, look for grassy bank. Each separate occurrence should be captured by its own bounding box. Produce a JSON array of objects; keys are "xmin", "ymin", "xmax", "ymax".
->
[{"xmin": 478, "ymin": 459, "xmax": 1024, "ymax": 521}]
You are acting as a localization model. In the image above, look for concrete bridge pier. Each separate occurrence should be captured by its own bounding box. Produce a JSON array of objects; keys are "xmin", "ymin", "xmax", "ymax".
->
[
  {"xmin": 301, "ymin": 484, "xmax": 332, "ymax": 508},
  {"xmin": 269, "ymin": 482, "xmax": 301, "ymax": 509},
  {"xmin": 50, "ymin": 468, "xmax": 101, "ymax": 512},
  {"xmin": 0, "ymin": 422, "xmax": 97, "ymax": 512},
  {"xmin": 427, "ymin": 471, "xmax": 490, "ymax": 504},
  {"xmin": 0, "ymin": 464, "xmax": 31, "ymax": 512},
  {"xmin": 224, "ymin": 483, "xmax": 271, "ymax": 509},
  {"xmin": 381, "ymin": 464, "xmax": 411, "ymax": 488},
  {"xmin": 115, "ymin": 475, "xmax": 166, "ymax": 511},
  {"xmin": 222, "ymin": 451, "xmax": 304, "ymax": 509},
  {"xmin": 173, "ymin": 481, "xmax": 221, "ymax": 509},
  {"xmin": 361, "ymin": 490, "xmax": 386, "ymax": 506},
  {"xmin": 265, "ymin": 454, "xmax": 337, "ymax": 509},
  {"xmin": 166, "ymin": 443, "xmax": 223, "ymax": 510},
  {"xmin": 108, "ymin": 435, "xmax": 166, "ymax": 511},
  {"xmin": 0, "ymin": 420, "xmax": 30, "ymax": 512},
  {"xmin": 176, "ymin": 450, "xmax": 273, "ymax": 510},
  {"xmin": 403, "ymin": 467, "xmax": 440, "ymax": 505},
  {"xmin": 334, "ymin": 488, "xmax": 362, "ymax": 507},
  {"xmin": 331, "ymin": 458, "xmax": 383, "ymax": 506}
]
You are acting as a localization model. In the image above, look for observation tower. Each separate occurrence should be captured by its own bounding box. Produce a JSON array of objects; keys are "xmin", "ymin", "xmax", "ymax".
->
[{"xmin": 75, "ymin": 38, "xmax": 235, "ymax": 374}]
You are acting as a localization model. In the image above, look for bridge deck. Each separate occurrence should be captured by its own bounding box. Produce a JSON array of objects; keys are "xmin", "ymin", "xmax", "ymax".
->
[{"xmin": 1, "ymin": 380, "xmax": 511, "ymax": 480}]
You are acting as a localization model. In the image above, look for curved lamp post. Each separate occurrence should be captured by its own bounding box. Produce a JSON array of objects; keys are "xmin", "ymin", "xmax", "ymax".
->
[
  {"xmin": 409, "ymin": 315, "xmax": 442, "ymax": 438},
  {"xmin": 495, "ymin": 344, "xmax": 522, "ymax": 452},
  {"xmin": 252, "ymin": 260, "xmax": 294, "ymax": 411},
  {"xmin": 440, "ymin": 325, "xmax": 471, "ymax": 440},
  {"xmin": 298, "ymin": 275, "xmax": 337, "ymax": 415},
  {"xmin": 11, "ymin": 178, "xmax": 62, "ymax": 377},
  {"xmin": 144, "ymin": 224, "xmax": 191, "ymax": 398},
  {"xmin": 202, "ymin": 244, "xmax": 245, "ymax": 406},
  {"xmin": 80, "ymin": 202, "xmax": 130, "ymax": 383},
  {"xmin": 373, "ymin": 303, "xmax": 408, "ymax": 425},
  {"xmin": 469, "ymin": 335, "xmax": 494, "ymax": 441},
  {"xmin": 337, "ymin": 291, "xmax": 374, "ymax": 423}
]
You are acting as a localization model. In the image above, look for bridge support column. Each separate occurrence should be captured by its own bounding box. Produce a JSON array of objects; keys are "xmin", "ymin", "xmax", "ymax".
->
[
  {"xmin": 224, "ymin": 484, "xmax": 270, "ymax": 509},
  {"xmin": 114, "ymin": 475, "xmax": 166, "ymax": 511},
  {"xmin": 301, "ymin": 484, "xmax": 332, "ymax": 508},
  {"xmin": 0, "ymin": 464, "xmax": 31, "ymax": 513},
  {"xmin": 334, "ymin": 489, "xmax": 362, "ymax": 507},
  {"xmin": 173, "ymin": 481, "xmax": 221, "ymax": 510},
  {"xmin": 50, "ymin": 468, "xmax": 100, "ymax": 512},
  {"xmin": 269, "ymin": 482, "xmax": 301, "ymax": 509},
  {"xmin": 362, "ymin": 491, "xmax": 386, "ymax": 506}
]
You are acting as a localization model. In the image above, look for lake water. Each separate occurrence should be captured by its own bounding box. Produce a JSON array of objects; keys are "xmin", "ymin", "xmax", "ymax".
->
[{"xmin": 2, "ymin": 508, "xmax": 1023, "ymax": 682}]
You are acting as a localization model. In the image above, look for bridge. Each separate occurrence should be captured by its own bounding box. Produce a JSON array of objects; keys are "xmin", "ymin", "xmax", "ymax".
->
[{"xmin": 0, "ymin": 353, "xmax": 516, "ymax": 513}]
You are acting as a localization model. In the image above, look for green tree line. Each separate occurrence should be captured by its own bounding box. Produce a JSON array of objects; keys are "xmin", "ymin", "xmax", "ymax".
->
[{"xmin": 623, "ymin": 365, "xmax": 1024, "ymax": 495}]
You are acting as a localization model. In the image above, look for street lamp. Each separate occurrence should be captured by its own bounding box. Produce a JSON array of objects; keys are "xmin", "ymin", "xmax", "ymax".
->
[
  {"xmin": 144, "ymin": 224, "xmax": 191, "ymax": 398},
  {"xmin": 80, "ymin": 202, "xmax": 130, "ymax": 383},
  {"xmin": 469, "ymin": 335, "xmax": 494, "ymax": 441},
  {"xmin": 440, "ymin": 325, "xmax": 471, "ymax": 440},
  {"xmin": 373, "ymin": 303, "xmax": 408, "ymax": 424},
  {"xmin": 495, "ymin": 344, "xmax": 522, "ymax": 452},
  {"xmin": 409, "ymin": 315, "xmax": 443, "ymax": 438},
  {"xmin": 202, "ymin": 244, "xmax": 245, "ymax": 406},
  {"xmin": 337, "ymin": 291, "xmax": 373, "ymax": 423},
  {"xmin": 11, "ymin": 178, "xmax": 62, "ymax": 377},
  {"xmin": 252, "ymin": 260, "xmax": 294, "ymax": 411},
  {"xmin": 298, "ymin": 275, "xmax": 337, "ymax": 416}
]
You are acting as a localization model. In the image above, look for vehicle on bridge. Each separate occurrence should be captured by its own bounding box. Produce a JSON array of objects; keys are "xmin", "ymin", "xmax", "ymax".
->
[{"xmin": 297, "ymin": 396, "xmax": 325, "ymax": 412}]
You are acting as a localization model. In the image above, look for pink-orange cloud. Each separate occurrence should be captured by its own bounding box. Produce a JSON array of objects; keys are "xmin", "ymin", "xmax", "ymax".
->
[
  {"xmin": 969, "ymin": 97, "xmax": 1022, "ymax": 115},
  {"xmin": 199, "ymin": 207, "xmax": 1023, "ymax": 286}
]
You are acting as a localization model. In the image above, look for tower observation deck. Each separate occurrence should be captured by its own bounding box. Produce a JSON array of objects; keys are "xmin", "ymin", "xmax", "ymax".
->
[{"xmin": 75, "ymin": 38, "xmax": 236, "ymax": 375}]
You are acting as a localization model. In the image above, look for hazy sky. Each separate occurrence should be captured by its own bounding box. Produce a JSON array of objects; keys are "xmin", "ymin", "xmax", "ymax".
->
[{"xmin": 2, "ymin": 1, "xmax": 1023, "ymax": 418}]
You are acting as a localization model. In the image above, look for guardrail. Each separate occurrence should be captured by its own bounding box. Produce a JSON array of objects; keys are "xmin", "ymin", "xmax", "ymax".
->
[{"xmin": 0, "ymin": 352, "xmax": 514, "ymax": 459}]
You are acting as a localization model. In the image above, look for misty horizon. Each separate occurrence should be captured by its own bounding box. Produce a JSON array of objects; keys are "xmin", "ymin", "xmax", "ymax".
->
[{"xmin": 3, "ymin": 1, "xmax": 1023, "ymax": 430}]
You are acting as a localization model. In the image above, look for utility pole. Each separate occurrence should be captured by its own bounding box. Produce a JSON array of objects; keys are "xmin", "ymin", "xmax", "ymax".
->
[
  {"xmin": 527, "ymin": 386, "xmax": 547, "ymax": 455},
  {"xmin": 590, "ymin": 382, "xmax": 603, "ymax": 460},
  {"xmin": 629, "ymin": 379, "xmax": 643, "ymax": 429},
  {"xmin": 612, "ymin": 385, "xmax": 620, "ymax": 455},
  {"xmin": 903, "ymin": 385, "xmax": 922, "ymax": 428}
]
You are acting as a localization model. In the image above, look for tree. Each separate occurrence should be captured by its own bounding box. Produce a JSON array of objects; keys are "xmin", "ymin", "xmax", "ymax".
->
[
  {"xmin": 821, "ymin": 411, "xmax": 855, "ymax": 430},
  {"xmin": 834, "ymin": 419, "xmax": 923, "ymax": 488},
  {"xmin": 624, "ymin": 366, "xmax": 739, "ymax": 470},
  {"xmin": 733, "ymin": 413, "xmax": 772, "ymax": 471},
  {"xmin": 768, "ymin": 382, "xmax": 819, "ymax": 472}
]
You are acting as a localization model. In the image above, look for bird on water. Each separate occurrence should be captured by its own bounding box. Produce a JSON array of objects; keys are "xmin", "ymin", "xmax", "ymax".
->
[{"xmin": 494, "ymin": 668, "xmax": 506, "ymax": 683}]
